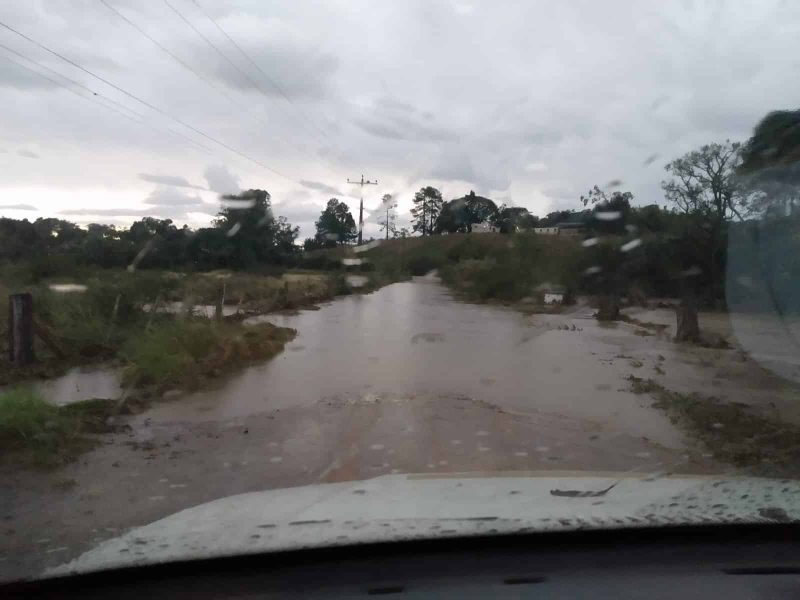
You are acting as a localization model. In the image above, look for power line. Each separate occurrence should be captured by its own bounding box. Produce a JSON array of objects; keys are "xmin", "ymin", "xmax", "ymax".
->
[
  {"xmin": 189, "ymin": 0, "xmax": 332, "ymax": 145},
  {"xmin": 0, "ymin": 51, "xmax": 141, "ymax": 125},
  {"xmin": 99, "ymin": 1, "xmax": 263, "ymax": 129},
  {"xmin": 100, "ymin": 0, "xmax": 313, "ymax": 158},
  {"xmin": 0, "ymin": 42, "xmax": 212, "ymax": 154},
  {"xmin": 166, "ymin": 0, "xmax": 328, "ymax": 147},
  {"xmin": 0, "ymin": 18, "xmax": 294, "ymax": 181},
  {"xmin": 0, "ymin": 41, "xmax": 142, "ymax": 122}
]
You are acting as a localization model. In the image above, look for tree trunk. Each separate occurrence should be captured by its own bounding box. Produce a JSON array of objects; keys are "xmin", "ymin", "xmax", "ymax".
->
[
  {"xmin": 8, "ymin": 293, "xmax": 34, "ymax": 365},
  {"xmin": 215, "ymin": 283, "xmax": 226, "ymax": 323},
  {"xmin": 596, "ymin": 295, "xmax": 620, "ymax": 321},
  {"xmin": 675, "ymin": 299, "xmax": 700, "ymax": 342}
]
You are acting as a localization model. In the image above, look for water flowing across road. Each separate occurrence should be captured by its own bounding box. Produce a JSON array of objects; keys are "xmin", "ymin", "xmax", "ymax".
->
[{"xmin": 142, "ymin": 275, "xmax": 688, "ymax": 448}]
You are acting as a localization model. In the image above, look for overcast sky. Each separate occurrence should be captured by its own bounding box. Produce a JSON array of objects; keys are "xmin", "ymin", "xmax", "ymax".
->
[{"xmin": 1, "ymin": 0, "xmax": 799, "ymax": 239}]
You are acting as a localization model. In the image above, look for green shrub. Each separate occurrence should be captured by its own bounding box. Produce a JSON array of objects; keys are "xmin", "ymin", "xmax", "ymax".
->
[
  {"xmin": 120, "ymin": 320, "xmax": 295, "ymax": 389},
  {"xmin": 405, "ymin": 254, "xmax": 441, "ymax": 275},
  {"xmin": 121, "ymin": 321, "xmax": 217, "ymax": 386},
  {"xmin": 0, "ymin": 387, "xmax": 79, "ymax": 461},
  {"xmin": 446, "ymin": 237, "xmax": 490, "ymax": 262}
]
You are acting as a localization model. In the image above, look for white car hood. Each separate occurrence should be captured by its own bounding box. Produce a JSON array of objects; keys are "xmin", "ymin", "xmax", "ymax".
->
[{"xmin": 49, "ymin": 471, "xmax": 800, "ymax": 578}]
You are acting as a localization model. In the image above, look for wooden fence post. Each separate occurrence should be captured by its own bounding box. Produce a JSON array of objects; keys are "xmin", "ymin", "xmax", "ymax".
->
[
  {"xmin": 8, "ymin": 293, "xmax": 34, "ymax": 365},
  {"xmin": 215, "ymin": 282, "xmax": 226, "ymax": 322}
]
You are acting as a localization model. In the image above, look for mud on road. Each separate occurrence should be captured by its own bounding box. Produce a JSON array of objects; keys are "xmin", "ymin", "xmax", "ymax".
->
[{"xmin": 0, "ymin": 391, "xmax": 719, "ymax": 580}]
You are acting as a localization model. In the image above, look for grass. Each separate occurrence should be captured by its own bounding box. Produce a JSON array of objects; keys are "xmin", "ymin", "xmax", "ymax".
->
[
  {"xmin": 121, "ymin": 319, "xmax": 296, "ymax": 390},
  {"xmin": 354, "ymin": 233, "xmax": 582, "ymax": 303},
  {"xmin": 0, "ymin": 266, "xmax": 337, "ymax": 389},
  {"xmin": 174, "ymin": 270, "xmax": 350, "ymax": 315},
  {"xmin": 437, "ymin": 234, "xmax": 581, "ymax": 302},
  {"xmin": 0, "ymin": 387, "xmax": 117, "ymax": 467},
  {"xmin": 627, "ymin": 375, "xmax": 800, "ymax": 476}
]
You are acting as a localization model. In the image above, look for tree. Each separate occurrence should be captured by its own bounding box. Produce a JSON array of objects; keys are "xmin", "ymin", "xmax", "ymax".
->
[
  {"xmin": 214, "ymin": 189, "xmax": 299, "ymax": 267},
  {"xmin": 538, "ymin": 210, "xmax": 576, "ymax": 227},
  {"xmin": 739, "ymin": 109, "xmax": 800, "ymax": 173},
  {"xmin": 580, "ymin": 185, "xmax": 633, "ymax": 234},
  {"xmin": 491, "ymin": 205, "xmax": 538, "ymax": 233},
  {"xmin": 661, "ymin": 141, "xmax": 746, "ymax": 332},
  {"xmin": 377, "ymin": 194, "xmax": 397, "ymax": 240},
  {"xmin": 410, "ymin": 186, "xmax": 443, "ymax": 235},
  {"xmin": 432, "ymin": 191, "xmax": 497, "ymax": 234},
  {"xmin": 433, "ymin": 199, "xmax": 468, "ymax": 233},
  {"xmin": 461, "ymin": 191, "xmax": 497, "ymax": 231},
  {"xmin": 315, "ymin": 198, "xmax": 357, "ymax": 246},
  {"xmin": 662, "ymin": 141, "xmax": 746, "ymax": 223},
  {"xmin": 738, "ymin": 109, "xmax": 800, "ymax": 218}
]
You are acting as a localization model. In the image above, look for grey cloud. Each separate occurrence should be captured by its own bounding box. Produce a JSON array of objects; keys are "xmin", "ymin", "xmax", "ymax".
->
[
  {"xmin": 300, "ymin": 180, "xmax": 341, "ymax": 196},
  {"xmin": 2, "ymin": 1, "xmax": 799, "ymax": 227},
  {"xmin": 139, "ymin": 173, "xmax": 204, "ymax": 189},
  {"xmin": 272, "ymin": 200, "xmax": 324, "ymax": 223},
  {"xmin": 198, "ymin": 14, "xmax": 339, "ymax": 100},
  {"xmin": 144, "ymin": 187, "xmax": 206, "ymax": 207},
  {"xmin": 375, "ymin": 97, "xmax": 417, "ymax": 114},
  {"xmin": 0, "ymin": 203, "xmax": 36, "ymax": 210},
  {"xmin": 357, "ymin": 118, "xmax": 458, "ymax": 142},
  {"xmin": 60, "ymin": 207, "xmax": 158, "ymax": 216},
  {"xmin": 17, "ymin": 149, "xmax": 39, "ymax": 159},
  {"xmin": 356, "ymin": 95, "xmax": 459, "ymax": 143},
  {"xmin": 0, "ymin": 61, "xmax": 59, "ymax": 90},
  {"xmin": 357, "ymin": 110, "xmax": 458, "ymax": 143},
  {"xmin": 59, "ymin": 205, "xmax": 214, "ymax": 222},
  {"xmin": 427, "ymin": 153, "xmax": 477, "ymax": 184},
  {"xmin": 204, "ymin": 164, "xmax": 240, "ymax": 194},
  {"xmin": 542, "ymin": 185, "xmax": 576, "ymax": 199}
]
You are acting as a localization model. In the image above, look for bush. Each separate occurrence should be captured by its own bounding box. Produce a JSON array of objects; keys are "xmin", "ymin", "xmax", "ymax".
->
[
  {"xmin": 121, "ymin": 320, "xmax": 296, "ymax": 389},
  {"xmin": 0, "ymin": 387, "xmax": 79, "ymax": 461},
  {"xmin": 121, "ymin": 321, "xmax": 218, "ymax": 387},
  {"xmin": 446, "ymin": 237, "xmax": 490, "ymax": 262},
  {"xmin": 405, "ymin": 254, "xmax": 441, "ymax": 275}
]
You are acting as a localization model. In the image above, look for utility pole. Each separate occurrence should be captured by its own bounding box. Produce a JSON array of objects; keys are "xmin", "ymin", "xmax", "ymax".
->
[{"xmin": 347, "ymin": 174, "xmax": 378, "ymax": 245}]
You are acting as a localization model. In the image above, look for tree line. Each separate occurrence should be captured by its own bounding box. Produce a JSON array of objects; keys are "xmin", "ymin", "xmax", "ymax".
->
[{"xmin": 0, "ymin": 189, "xmax": 300, "ymax": 275}]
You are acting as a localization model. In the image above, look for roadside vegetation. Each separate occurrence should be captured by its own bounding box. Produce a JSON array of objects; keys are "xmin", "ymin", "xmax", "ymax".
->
[
  {"xmin": 0, "ymin": 387, "xmax": 120, "ymax": 467},
  {"xmin": 628, "ymin": 375, "xmax": 800, "ymax": 476},
  {"xmin": 121, "ymin": 320, "xmax": 295, "ymax": 390}
]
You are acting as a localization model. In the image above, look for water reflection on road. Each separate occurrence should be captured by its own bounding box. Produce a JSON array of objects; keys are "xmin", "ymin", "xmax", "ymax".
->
[{"xmin": 142, "ymin": 275, "xmax": 685, "ymax": 447}]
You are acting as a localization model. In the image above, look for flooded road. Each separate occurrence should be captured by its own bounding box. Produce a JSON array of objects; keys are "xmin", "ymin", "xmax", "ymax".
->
[
  {"xmin": 36, "ymin": 366, "xmax": 122, "ymax": 406},
  {"xmin": 12, "ymin": 275, "xmax": 787, "ymax": 579},
  {"xmin": 143, "ymin": 275, "xmax": 687, "ymax": 448}
]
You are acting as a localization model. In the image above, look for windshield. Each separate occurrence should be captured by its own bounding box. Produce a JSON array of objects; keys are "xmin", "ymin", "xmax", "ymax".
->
[{"xmin": 2, "ymin": 0, "xmax": 800, "ymax": 583}]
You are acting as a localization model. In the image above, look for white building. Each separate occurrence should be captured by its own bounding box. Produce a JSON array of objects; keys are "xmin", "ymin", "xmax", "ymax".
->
[{"xmin": 472, "ymin": 222, "xmax": 496, "ymax": 233}]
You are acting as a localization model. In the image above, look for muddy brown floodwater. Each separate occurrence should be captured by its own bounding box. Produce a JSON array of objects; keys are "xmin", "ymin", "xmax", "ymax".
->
[
  {"xmin": 4, "ymin": 274, "xmax": 799, "ymax": 581},
  {"xmin": 143, "ymin": 275, "xmax": 690, "ymax": 447}
]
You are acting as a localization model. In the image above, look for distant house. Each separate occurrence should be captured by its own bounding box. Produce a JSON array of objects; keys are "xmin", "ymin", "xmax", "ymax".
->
[
  {"xmin": 555, "ymin": 222, "xmax": 587, "ymax": 236},
  {"xmin": 533, "ymin": 227, "xmax": 559, "ymax": 235},
  {"xmin": 533, "ymin": 223, "xmax": 586, "ymax": 236},
  {"xmin": 472, "ymin": 221, "xmax": 496, "ymax": 233},
  {"xmin": 542, "ymin": 286, "xmax": 566, "ymax": 304}
]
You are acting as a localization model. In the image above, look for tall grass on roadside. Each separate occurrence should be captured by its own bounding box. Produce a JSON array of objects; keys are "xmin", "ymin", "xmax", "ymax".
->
[
  {"xmin": 120, "ymin": 319, "xmax": 296, "ymax": 389},
  {"xmin": 437, "ymin": 233, "xmax": 582, "ymax": 302},
  {"xmin": 0, "ymin": 387, "xmax": 87, "ymax": 465}
]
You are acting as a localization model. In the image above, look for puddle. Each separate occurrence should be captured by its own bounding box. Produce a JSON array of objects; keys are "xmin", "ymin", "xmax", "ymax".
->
[
  {"xmin": 36, "ymin": 366, "xmax": 122, "ymax": 406},
  {"xmin": 144, "ymin": 302, "xmax": 240, "ymax": 318}
]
